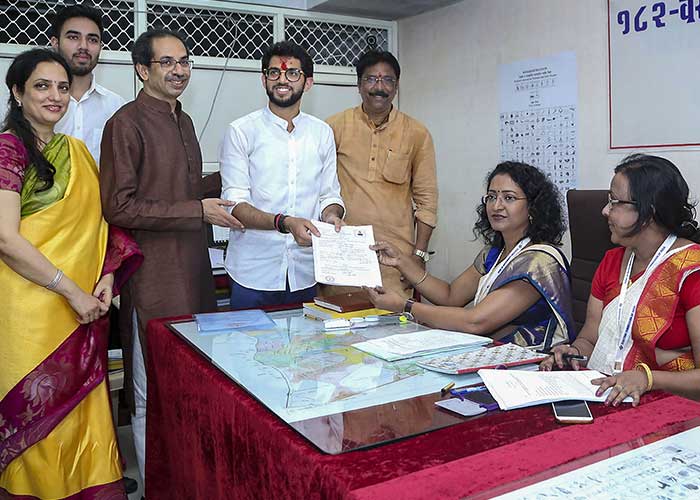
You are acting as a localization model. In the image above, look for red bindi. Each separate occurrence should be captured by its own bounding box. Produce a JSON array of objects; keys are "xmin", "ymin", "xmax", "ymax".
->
[{"xmin": 280, "ymin": 58, "xmax": 288, "ymax": 71}]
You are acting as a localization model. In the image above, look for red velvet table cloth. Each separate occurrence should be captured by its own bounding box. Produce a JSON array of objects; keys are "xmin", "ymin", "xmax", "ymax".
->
[{"xmin": 145, "ymin": 317, "xmax": 700, "ymax": 499}]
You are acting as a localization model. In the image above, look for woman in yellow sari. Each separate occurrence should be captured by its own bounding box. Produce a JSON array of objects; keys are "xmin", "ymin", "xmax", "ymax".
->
[{"xmin": 0, "ymin": 49, "xmax": 141, "ymax": 498}]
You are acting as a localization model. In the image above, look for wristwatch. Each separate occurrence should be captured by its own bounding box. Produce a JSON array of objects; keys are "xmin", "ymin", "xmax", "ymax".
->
[
  {"xmin": 403, "ymin": 298, "xmax": 415, "ymax": 314},
  {"xmin": 414, "ymin": 249, "xmax": 430, "ymax": 262}
]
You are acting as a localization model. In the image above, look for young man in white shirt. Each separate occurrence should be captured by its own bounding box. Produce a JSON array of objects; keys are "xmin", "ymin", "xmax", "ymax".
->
[
  {"xmin": 219, "ymin": 41, "xmax": 345, "ymax": 308},
  {"xmin": 51, "ymin": 4, "xmax": 126, "ymax": 164}
]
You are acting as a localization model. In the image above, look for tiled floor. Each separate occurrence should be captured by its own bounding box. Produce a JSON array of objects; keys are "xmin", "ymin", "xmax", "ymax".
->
[{"xmin": 117, "ymin": 424, "xmax": 143, "ymax": 500}]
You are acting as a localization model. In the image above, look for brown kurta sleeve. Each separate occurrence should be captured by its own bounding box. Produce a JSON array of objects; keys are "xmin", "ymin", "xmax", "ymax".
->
[{"xmin": 100, "ymin": 114, "xmax": 204, "ymax": 231}]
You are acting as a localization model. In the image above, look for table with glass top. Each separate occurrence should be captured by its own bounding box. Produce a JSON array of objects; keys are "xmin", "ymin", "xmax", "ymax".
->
[
  {"xmin": 167, "ymin": 308, "xmax": 485, "ymax": 454},
  {"xmin": 147, "ymin": 309, "xmax": 700, "ymax": 499}
]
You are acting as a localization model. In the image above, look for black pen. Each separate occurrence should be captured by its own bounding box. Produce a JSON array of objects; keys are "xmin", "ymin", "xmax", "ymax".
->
[{"xmin": 536, "ymin": 349, "xmax": 587, "ymax": 362}]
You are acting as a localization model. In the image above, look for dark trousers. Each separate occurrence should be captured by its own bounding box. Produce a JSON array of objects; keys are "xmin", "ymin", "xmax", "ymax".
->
[{"xmin": 229, "ymin": 279, "xmax": 317, "ymax": 309}]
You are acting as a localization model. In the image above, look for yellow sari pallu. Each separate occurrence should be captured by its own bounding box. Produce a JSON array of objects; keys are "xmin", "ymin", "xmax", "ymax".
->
[{"xmin": 0, "ymin": 135, "xmax": 139, "ymax": 499}]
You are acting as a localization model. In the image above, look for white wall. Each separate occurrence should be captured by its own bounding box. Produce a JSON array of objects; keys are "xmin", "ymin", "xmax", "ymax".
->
[{"xmin": 398, "ymin": 0, "xmax": 700, "ymax": 283}]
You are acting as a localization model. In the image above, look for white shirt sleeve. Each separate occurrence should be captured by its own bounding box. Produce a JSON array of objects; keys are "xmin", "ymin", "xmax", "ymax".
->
[{"xmin": 219, "ymin": 123, "xmax": 253, "ymax": 207}]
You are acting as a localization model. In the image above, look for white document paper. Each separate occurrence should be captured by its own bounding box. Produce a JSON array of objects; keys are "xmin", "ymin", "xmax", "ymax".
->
[
  {"xmin": 312, "ymin": 222, "xmax": 382, "ymax": 287},
  {"xmin": 496, "ymin": 426, "xmax": 700, "ymax": 499},
  {"xmin": 353, "ymin": 329, "xmax": 489, "ymax": 362},
  {"xmin": 478, "ymin": 369, "xmax": 631, "ymax": 410}
]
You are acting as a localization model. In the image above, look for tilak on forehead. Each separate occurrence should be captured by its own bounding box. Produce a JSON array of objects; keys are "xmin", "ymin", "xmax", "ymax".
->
[{"xmin": 280, "ymin": 57, "xmax": 289, "ymax": 70}]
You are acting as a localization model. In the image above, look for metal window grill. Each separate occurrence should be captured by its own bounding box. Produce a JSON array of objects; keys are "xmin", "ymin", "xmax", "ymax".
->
[
  {"xmin": 284, "ymin": 17, "xmax": 389, "ymax": 68},
  {"xmin": 147, "ymin": 4, "xmax": 274, "ymax": 60},
  {"xmin": 0, "ymin": 0, "xmax": 135, "ymax": 51}
]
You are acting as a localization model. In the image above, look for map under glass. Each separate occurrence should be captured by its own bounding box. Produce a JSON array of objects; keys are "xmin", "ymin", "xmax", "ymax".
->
[{"xmin": 170, "ymin": 309, "xmax": 482, "ymax": 423}]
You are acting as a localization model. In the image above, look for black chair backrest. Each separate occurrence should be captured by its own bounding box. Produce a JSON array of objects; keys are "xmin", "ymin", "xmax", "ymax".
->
[{"xmin": 567, "ymin": 190, "xmax": 616, "ymax": 333}]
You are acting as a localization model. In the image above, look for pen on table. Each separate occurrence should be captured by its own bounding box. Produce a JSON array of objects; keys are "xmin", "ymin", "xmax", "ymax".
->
[
  {"xmin": 440, "ymin": 381, "xmax": 455, "ymax": 396},
  {"xmin": 536, "ymin": 349, "xmax": 588, "ymax": 362},
  {"xmin": 449, "ymin": 385, "xmax": 488, "ymax": 400}
]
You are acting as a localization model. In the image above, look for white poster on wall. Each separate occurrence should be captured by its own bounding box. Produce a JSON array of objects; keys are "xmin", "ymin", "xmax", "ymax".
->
[
  {"xmin": 609, "ymin": 0, "xmax": 700, "ymax": 149},
  {"xmin": 499, "ymin": 51, "xmax": 577, "ymax": 194}
]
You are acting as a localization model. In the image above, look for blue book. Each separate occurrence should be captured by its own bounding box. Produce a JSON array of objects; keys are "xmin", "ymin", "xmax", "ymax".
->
[{"xmin": 193, "ymin": 310, "xmax": 276, "ymax": 334}]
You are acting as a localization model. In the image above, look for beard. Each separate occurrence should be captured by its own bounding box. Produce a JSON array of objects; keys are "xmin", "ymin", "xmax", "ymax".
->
[
  {"xmin": 266, "ymin": 84, "xmax": 304, "ymax": 108},
  {"xmin": 67, "ymin": 53, "xmax": 98, "ymax": 76}
]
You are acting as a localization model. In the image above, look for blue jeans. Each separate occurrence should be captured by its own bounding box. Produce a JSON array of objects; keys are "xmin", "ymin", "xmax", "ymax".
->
[{"xmin": 229, "ymin": 279, "xmax": 317, "ymax": 309}]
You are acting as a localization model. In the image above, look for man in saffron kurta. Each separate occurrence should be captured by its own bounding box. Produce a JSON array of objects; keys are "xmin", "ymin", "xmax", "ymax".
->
[
  {"xmin": 99, "ymin": 29, "xmax": 240, "ymax": 483},
  {"xmin": 326, "ymin": 50, "xmax": 438, "ymax": 298}
]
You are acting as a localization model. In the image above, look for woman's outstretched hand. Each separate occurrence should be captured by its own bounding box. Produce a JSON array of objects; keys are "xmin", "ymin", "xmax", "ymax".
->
[
  {"xmin": 364, "ymin": 285, "xmax": 405, "ymax": 312},
  {"xmin": 370, "ymin": 241, "xmax": 403, "ymax": 268}
]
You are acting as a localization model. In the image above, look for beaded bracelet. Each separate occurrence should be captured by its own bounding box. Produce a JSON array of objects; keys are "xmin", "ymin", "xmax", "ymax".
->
[
  {"xmin": 636, "ymin": 362, "xmax": 654, "ymax": 392},
  {"xmin": 274, "ymin": 213, "xmax": 289, "ymax": 234}
]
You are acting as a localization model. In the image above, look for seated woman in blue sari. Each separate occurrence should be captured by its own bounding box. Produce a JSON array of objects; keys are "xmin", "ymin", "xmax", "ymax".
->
[{"xmin": 366, "ymin": 161, "xmax": 574, "ymax": 348}]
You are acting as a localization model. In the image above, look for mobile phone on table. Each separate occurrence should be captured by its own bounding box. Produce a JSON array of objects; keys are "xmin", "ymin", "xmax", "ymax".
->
[{"xmin": 552, "ymin": 400, "xmax": 593, "ymax": 424}]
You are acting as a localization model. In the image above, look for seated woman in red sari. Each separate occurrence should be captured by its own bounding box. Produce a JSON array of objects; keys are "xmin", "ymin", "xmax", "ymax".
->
[
  {"xmin": 0, "ymin": 49, "xmax": 141, "ymax": 498},
  {"xmin": 366, "ymin": 161, "xmax": 574, "ymax": 349},
  {"xmin": 542, "ymin": 154, "xmax": 700, "ymax": 405}
]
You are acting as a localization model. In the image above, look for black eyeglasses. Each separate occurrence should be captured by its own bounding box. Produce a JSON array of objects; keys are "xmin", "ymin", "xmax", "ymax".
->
[
  {"xmin": 149, "ymin": 57, "xmax": 193, "ymax": 70},
  {"xmin": 361, "ymin": 75, "xmax": 397, "ymax": 87},
  {"xmin": 607, "ymin": 192, "xmax": 637, "ymax": 208},
  {"xmin": 263, "ymin": 68, "xmax": 304, "ymax": 82}
]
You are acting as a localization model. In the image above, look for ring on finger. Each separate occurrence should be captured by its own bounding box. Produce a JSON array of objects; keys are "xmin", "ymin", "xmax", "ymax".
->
[{"xmin": 614, "ymin": 384, "xmax": 624, "ymax": 391}]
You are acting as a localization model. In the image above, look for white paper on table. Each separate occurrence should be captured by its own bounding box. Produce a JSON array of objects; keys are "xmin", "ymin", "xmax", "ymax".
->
[
  {"xmin": 353, "ymin": 329, "xmax": 489, "ymax": 361},
  {"xmin": 478, "ymin": 369, "xmax": 632, "ymax": 410},
  {"xmin": 311, "ymin": 222, "xmax": 382, "ymax": 287}
]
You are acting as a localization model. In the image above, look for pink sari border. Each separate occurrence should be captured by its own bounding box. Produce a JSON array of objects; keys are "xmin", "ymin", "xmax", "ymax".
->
[{"xmin": 0, "ymin": 319, "xmax": 107, "ymax": 473}]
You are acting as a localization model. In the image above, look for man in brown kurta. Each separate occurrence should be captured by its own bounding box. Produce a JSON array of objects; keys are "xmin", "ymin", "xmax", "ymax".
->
[
  {"xmin": 99, "ymin": 28, "xmax": 240, "ymax": 484},
  {"xmin": 326, "ymin": 50, "xmax": 438, "ymax": 298}
]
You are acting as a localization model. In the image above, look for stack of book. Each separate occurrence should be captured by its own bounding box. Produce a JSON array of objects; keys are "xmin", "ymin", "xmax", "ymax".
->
[{"xmin": 303, "ymin": 291, "xmax": 391, "ymax": 320}]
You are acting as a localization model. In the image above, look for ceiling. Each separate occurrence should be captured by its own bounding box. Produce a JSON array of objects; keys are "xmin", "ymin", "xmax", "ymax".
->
[{"xmin": 228, "ymin": 0, "xmax": 462, "ymax": 20}]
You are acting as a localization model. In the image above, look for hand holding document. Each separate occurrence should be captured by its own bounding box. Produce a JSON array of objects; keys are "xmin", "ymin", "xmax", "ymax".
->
[
  {"xmin": 312, "ymin": 222, "xmax": 382, "ymax": 287},
  {"xmin": 478, "ymin": 369, "xmax": 633, "ymax": 410}
]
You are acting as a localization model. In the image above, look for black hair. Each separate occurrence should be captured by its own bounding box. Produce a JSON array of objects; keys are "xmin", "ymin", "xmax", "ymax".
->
[
  {"xmin": 2, "ymin": 49, "xmax": 73, "ymax": 192},
  {"xmin": 131, "ymin": 28, "xmax": 190, "ymax": 82},
  {"xmin": 261, "ymin": 41, "xmax": 313, "ymax": 78},
  {"xmin": 51, "ymin": 3, "xmax": 104, "ymax": 39},
  {"xmin": 473, "ymin": 161, "xmax": 566, "ymax": 247},
  {"xmin": 355, "ymin": 50, "xmax": 400, "ymax": 82},
  {"xmin": 614, "ymin": 154, "xmax": 700, "ymax": 242}
]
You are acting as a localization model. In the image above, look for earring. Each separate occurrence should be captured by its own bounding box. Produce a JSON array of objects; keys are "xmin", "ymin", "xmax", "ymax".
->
[
  {"xmin": 15, "ymin": 99, "xmax": 22, "ymax": 108},
  {"xmin": 528, "ymin": 214, "xmax": 533, "ymax": 223}
]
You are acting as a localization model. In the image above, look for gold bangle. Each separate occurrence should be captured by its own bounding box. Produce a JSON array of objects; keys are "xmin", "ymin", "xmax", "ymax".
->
[
  {"xmin": 637, "ymin": 362, "xmax": 653, "ymax": 392},
  {"xmin": 413, "ymin": 270, "xmax": 429, "ymax": 287}
]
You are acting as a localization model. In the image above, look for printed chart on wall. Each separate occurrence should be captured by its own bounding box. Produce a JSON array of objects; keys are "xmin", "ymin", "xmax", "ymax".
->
[{"xmin": 499, "ymin": 51, "xmax": 578, "ymax": 194}]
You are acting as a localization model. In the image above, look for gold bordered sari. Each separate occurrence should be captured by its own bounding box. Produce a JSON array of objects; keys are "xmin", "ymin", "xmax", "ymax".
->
[
  {"xmin": 0, "ymin": 134, "xmax": 141, "ymax": 499},
  {"xmin": 590, "ymin": 244, "xmax": 700, "ymax": 375}
]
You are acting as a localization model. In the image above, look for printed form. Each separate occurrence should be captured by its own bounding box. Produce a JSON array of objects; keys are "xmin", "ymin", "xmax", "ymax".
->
[{"xmin": 312, "ymin": 222, "xmax": 382, "ymax": 287}]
